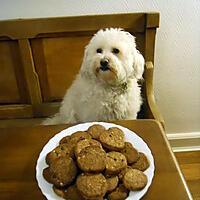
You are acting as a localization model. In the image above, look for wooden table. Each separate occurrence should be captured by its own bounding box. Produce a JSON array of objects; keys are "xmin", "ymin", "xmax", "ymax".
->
[{"xmin": 0, "ymin": 120, "xmax": 192, "ymax": 200}]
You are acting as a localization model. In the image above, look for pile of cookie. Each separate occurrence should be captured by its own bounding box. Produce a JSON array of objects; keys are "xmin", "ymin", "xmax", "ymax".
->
[{"xmin": 43, "ymin": 124, "xmax": 150, "ymax": 200}]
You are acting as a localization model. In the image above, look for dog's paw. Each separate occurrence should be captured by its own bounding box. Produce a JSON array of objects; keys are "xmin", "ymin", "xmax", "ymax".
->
[{"xmin": 41, "ymin": 117, "xmax": 56, "ymax": 125}]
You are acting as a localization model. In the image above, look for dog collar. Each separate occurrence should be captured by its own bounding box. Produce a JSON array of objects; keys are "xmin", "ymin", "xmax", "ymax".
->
[
  {"xmin": 121, "ymin": 82, "xmax": 128, "ymax": 91},
  {"xmin": 110, "ymin": 82, "xmax": 128, "ymax": 94}
]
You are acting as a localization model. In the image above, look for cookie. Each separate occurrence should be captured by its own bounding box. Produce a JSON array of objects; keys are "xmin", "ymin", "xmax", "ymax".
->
[
  {"xmin": 131, "ymin": 152, "xmax": 150, "ymax": 171},
  {"xmin": 118, "ymin": 166, "xmax": 132, "ymax": 181},
  {"xmin": 99, "ymin": 127, "xmax": 125, "ymax": 151},
  {"xmin": 46, "ymin": 143, "xmax": 74, "ymax": 165},
  {"xmin": 120, "ymin": 142, "xmax": 139, "ymax": 164},
  {"xmin": 87, "ymin": 124, "xmax": 106, "ymax": 139},
  {"xmin": 42, "ymin": 167, "xmax": 52, "ymax": 183},
  {"xmin": 106, "ymin": 175, "xmax": 119, "ymax": 193},
  {"xmin": 106, "ymin": 152, "xmax": 127, "ymax": 174},
  {"xmin": 123, "ymin": 169, "xmax": 147, "ymax": 190},
  {"xmin": 59, "ymin": 131, "xmax": 91, "ymax": 145},
  {"xmin": 47, "ymin": 156, "xmax": 77, "ymax": 188},
  {"xmin": 76, "ymin": 173, "xmax": 107, "ymax": 199},
  {"xmin": 77, "ymin": 146, "xmax": 106, "ymax": 172},
  {"xmin": 107, "ymin": 184, "xmax": 129, "ymax": 200},
  {"xmin": 75, "ymin": 138, "xmax": 102, "ymax": 157},
  {"xmin": 53, "ymin": 186, "xmax": 66, "ymax": 199},
  {"xmin": 58, "ymin": 131, "xmax": 92, "ymax": 160},
  {"xmin": 53, "ymin": 185, "xmax": 84, "ymax": 200},
  {"xmin": 59, "ymin": 135, "xmax": 71, "ymax": 144}
]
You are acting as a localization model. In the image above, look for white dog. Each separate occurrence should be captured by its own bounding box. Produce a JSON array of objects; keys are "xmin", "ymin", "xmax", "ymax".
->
[{"xmin": 43, "ymin": 28, "xmax": 144, "ymax": 125}]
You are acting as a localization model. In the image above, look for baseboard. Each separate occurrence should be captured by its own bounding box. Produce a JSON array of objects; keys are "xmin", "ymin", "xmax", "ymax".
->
[{"xmin": 167, "ymin": 132, "xmax": 200, "ymax": 152}]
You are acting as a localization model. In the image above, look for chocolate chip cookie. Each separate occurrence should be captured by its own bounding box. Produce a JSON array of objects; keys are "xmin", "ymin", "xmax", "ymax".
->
[
  {"xmin": 46, "ymin": 156, "xmax": 77, "ymax": 188},
  {"xmin": 76, "ymin": 173, "xmax": 107, "ymax": 199},
  {"xmin": 87, "ymin": 124, "xmax": 106, "ymax": 139},
  {"xmin": 106, "ymin": 175, "xmax": 119, "ymax": 193},
  {"xmin": 42, "ymin": 167, "xmax": 52, "ymax": 183},
  {"xmin": 131, "ymin": 152, "xmax": 150, "ymax": 171},
  {"xmin": 77, "ymin": 146, "xmax": 106, "ymax": 172},
  {"xmin": 46, "ymin": 143, "xmax": 74, "ymax": 165},
  {"xmin": 123, "ymin": 169, "xmax": 147, "ymax": 190},
  {"xmin": 118, "ymin": 166, "xmax": 132, "ymax": 181},
  {"xmin": 106, "ymin": 152, "xmax": 127, "ymax": 174},
  {"xmin": 59, "ymin": 131, "xmax": 91, "ymax": 145},
  {"xmin": 107, "ymin": 184, "xmax": 129, "ymax": 200},
  {"xmin": 75, "ymin": 138, "xmax": 102, "ymax": 157},
  {"xmin": 53, "ymin": 184, "xmax": 84, "ymax": 200},
  {"xmin": 99, "ymin": 127, "xmax": 125, "ymax": 151},
  {"xmin": 120, "ymin": 142, "xmax": 139, "ymax": 164}
]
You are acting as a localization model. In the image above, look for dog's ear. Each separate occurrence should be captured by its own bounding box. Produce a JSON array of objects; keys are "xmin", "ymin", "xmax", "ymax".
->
[
  {"xmin": 124, "ymin": 31, "xmax": 144, "ymax": 80},
  {"xmin": 80, "ymin": 45, "xmax": 90, "ymax": 77},
  {"xmin": 133, "ymin": 50, "xmax": 144, "ymax": 80}
]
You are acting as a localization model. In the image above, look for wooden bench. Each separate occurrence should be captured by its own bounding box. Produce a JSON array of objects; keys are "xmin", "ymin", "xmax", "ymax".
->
[{"xmin": 0, "ymin": 12, "xmax": 164, "ymax": 127}]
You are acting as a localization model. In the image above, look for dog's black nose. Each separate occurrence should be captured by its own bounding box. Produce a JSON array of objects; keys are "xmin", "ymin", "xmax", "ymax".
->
[
  {"xmin": 100, "ymin": 59, "xmax": 109, "ymax": 67},
  {"xmin": 100, "ymin": 59, "xmax": 109, "ymax": 71}
]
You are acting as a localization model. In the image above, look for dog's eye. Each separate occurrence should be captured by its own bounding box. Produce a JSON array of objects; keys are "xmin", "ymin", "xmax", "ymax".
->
[
  {"xmin": 112, "ymin": 48, "xmax": 120, "ymax": 54},
  {"xmin": 96, "ymin": 48, "xmax": 102, "ymax": 53}
]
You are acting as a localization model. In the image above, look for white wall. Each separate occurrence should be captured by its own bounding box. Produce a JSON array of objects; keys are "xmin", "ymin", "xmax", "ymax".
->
[{"xmin": 0, "ymin": 0, "xmax": 200, "ymax": 134}]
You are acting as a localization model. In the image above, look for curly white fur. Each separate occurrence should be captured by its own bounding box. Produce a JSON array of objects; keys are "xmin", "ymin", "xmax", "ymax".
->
[{"xmin": 43, "ymin": 28, "xmax": 144, "ymax": 125}]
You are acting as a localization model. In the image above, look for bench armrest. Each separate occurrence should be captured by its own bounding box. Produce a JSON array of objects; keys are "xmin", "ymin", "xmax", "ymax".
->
[{"xmin": 144, "ymin": 61, "xmax": 165, "ymax": 128}]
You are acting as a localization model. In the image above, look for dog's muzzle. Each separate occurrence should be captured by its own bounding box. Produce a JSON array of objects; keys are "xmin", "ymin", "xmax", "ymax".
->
[{"xmin": 100, "ymin": 59, "xmax": 109, "ymax": 71}]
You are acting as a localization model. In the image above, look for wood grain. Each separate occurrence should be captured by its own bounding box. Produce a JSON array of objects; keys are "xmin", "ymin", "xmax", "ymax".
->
[
  {"xmin": 176, "ymin": 151, "xmax": 200, "ymax": 200},
  {"xmin": 0, "ymin": 40, "xmax": 21, "ymax": 103},
  {"xmin": 31, "ymin": 35, "xmax": 90, "ymax": 101},
  {"xmin": 0, "ymin": 120, "xmax": 191, "ymax": 199},
  {"xmin": 0, "ymin": 104, "xmax": 33, "ymax": 119},
  {"xmin": 0, "ymin": 13, "xmax": 147, "ymax": 39},
  {"xmin": 18, "ymin": 39, "xmax": 42, "ymax": 107},
  {"xmin": 144, "ymin": 62, "xmax": 165, "ymax": 127}
]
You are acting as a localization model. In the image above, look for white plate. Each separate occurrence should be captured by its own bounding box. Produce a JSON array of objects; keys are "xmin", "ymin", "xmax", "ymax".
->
[{"xmin": 36, "ymin": 122, "xmax": 155, "ymax": 200}]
